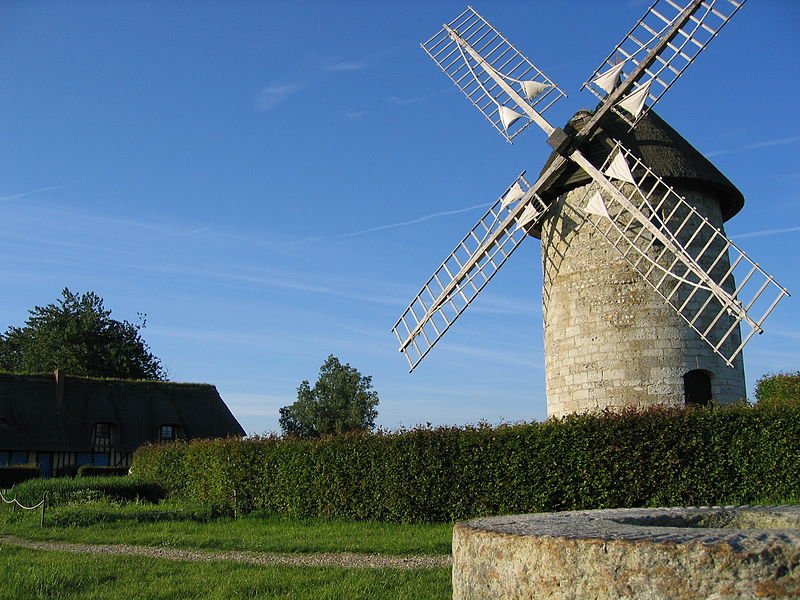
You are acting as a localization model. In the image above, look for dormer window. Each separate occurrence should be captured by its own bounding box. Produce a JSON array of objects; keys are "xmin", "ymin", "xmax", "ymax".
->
[
  {"xmin": 93, "ymin": 423, "xmax": 112, "ymax": 448},
  {"xmin": 158, "ymin": 424, "xmax": 177, "ymax": 443}
]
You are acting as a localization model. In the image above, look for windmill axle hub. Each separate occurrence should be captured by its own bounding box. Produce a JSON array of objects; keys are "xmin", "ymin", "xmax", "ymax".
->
[{"xmin": 546, "ymin": 127, "xmax": 572, "ymax": 155}]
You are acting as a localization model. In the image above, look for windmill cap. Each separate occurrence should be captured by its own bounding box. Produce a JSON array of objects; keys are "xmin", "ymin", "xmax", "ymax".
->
[{"xmin": 531, "ymin": 108, "xmax": 745, "ymax": 238}]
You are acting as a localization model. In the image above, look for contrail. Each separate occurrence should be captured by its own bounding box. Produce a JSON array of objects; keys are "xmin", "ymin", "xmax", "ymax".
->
[
  {"xmin": 706, "ymin": 135, "xmax": 800, "ymax": 158},
  {"xmin": 309, "ymin": 202, "xmax": 491, "ymax": 241},
  {"xmin": 733, "ymin": 225, "xmax": 800, "ymax": 240},
  {"xmin": 0, "ymin": 186, "xmax": 58, "ymax": 202}
]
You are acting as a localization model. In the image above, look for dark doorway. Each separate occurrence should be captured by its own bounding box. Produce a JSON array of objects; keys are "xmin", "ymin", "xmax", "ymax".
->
[{"xmin": 684, "ymin": 370, "xmax": 712, "ymax": 407}]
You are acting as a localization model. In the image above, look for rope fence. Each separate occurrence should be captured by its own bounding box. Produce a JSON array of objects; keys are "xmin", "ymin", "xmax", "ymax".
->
[{"xmin": 0, "ymin": 489, "xmax": 47, "ymax": 526}]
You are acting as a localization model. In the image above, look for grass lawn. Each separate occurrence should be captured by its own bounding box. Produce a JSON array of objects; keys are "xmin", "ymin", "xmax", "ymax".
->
[
  {"xmin": 0, "ymin": 546, "xmax": 451, "ymax": 600},
  {"xmin": 0, "ymin": 500, "xmax": 453, "ymax": 599},
  {"xmin": 1, "ymin": 501, "xmax": 453, "ymax": 556}
]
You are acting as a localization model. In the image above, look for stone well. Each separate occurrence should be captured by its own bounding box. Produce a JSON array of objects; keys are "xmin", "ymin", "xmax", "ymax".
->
[{"xmin": 453, "ymin": 506, "xmax": 800, "ymax": 599}]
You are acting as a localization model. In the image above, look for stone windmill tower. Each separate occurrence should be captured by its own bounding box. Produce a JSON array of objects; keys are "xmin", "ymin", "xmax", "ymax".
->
[
  {"xmin": 537, "ymin": 109, "xmax": 747, "ymax": 417},
  {"xmin": 391, "ymin": 2, "xmax": 788, "ymax": 417}
]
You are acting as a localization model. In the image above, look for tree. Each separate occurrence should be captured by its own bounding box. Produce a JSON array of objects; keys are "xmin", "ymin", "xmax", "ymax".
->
[
  {"xmin": 755, "ymin": 371, "xmax": 800, "ymax": 407},
  {"xmin": 0, "ymin": 288, "xmax": 166, "ymax": 380},
  {"xmin": 279, "ymin": 355, "xmax": 379, "ymax": 438}
]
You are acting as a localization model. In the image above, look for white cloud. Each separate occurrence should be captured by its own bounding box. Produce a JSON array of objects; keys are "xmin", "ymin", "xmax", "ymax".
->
[
  {"xmin": 0, "ymin": 186, "xmax": 58, "ymax": 202},
  {"xmin": 138, "ymin": 262, "xmax": 401, "ymax": 308},
  {"xmin": 706, "ymin": 135, "xmax": 800, "ymax": 158},
  {"xmin": 324, "ymin": 60, "xmax": 367, "ymax": 72},
  {"xmin": 215, "ymin": 392, "xmax": 290, "ymax": 417},
  {"xmin": 321, "ymin": 46, "xmax": 408, "ymax": 74},
  {"xmin": 440, "ymin": 343, "xmax": 544, "ymax": 369},
  {"xmin": 10, "ymin": 203, "xmax": 216, "ymax": 242},
  {"xmin": 768, "ymin": 329, "xmax": 800, "ymax": 342},
  {"xmin": 340, "ymin": 110, "xmax": 368, "ymax": 120},
  {"xmin": 732, "ymin": 226, "xmax": 800, "ymax": 240},
  {"xmin": 310, "ymin": 202, "xmax": 491, "ymax": 240},
  {"xmin": 469, "ymin": 294, "xmax": 541, "ymax": 316},
  {"xmin": 388, "ymin": 88, "xmax": 452, "ymax": 106},
  {"xmin": 148, "ymin": 326, "xmax": 283, "ymax": 348},
  {"xmin": 253, "ymin": 83, "xmax": 304, "ymax": 111},
  {"xmin": 141, "ymin": 263, "xmax": 337, "ymax": 295},
  {"xmin": 388, "ymin": 95, "xmax": 429, "ymax": 106}
]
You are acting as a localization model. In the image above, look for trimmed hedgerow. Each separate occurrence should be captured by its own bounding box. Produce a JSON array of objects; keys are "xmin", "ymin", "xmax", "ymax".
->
[
  {"xmin": 10, "ymin": 476, "xmax": 165, "ymax": 508},
  {"xmin": 77, "ymin": 466, "xmax": 129, "ymax": 478},
  {"xmin": 755, "ymin": 371, "xmax": 800, "ymax": 407},
  {"xmin": 0, "ymin": 465, "xmax": 40, "ymax": 489},
  {"xmin": 132, "ymin": 402, "xmax": 800, "ymax": 523},
  {"xmin": 130, "ymin": 440, "xmax": 188, "ymax": 497}
]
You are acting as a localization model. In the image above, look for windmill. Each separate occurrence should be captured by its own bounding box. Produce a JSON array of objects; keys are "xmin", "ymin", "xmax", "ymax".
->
[{"xmin": 391, "ymin": 1, "xmax": 789, "ymax": 417}]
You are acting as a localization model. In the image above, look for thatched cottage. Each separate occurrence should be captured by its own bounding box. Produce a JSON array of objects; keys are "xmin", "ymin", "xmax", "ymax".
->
[{"xmin": 0, "ymin": 371, "xmax": 245, "ymax": 476}]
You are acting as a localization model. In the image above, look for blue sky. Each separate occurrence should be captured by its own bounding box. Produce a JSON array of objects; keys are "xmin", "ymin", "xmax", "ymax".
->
[{"xmin": 1, "ymin": 1, "xmax": 798, "ymax": 435}]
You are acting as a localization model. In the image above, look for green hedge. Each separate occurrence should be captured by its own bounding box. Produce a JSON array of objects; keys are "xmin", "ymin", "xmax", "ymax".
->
[
  {"xmin": 44, "ymin": 500, "xmax": 217, "ymax": 527},
  {"xmin": 0, "ymin": 465, "xmax": 40, "ymax": 489},
  {"xmin": 132, "ymin": 403, "xmax": 800, "ymax": 522},
  {"xmin": 77, "ymin": 465, "xmax": 129, "ymax": 478},
  {"xmin": 756, "ymin": 371, "xmax": 800, "ymax": 406},
  {"xmin": 9, "ymin": 476, "xmax": 165, "ymax": 508}
]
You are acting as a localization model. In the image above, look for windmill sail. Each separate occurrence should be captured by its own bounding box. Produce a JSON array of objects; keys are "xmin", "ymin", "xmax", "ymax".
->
[
  {"xmin": 421, "ymin": 6, "xmax": 566, "ymax": 142},
  {"xmin": 392, "ymin": 174, "xmax": 548, "ymax": 371},
  {"xmin": 398, "ymin": 3, "xmax": 787, "ymax": 374},
  {"xmin": 580, "ymin": 143, "xmax": 788, "ymax": 366},
  {"xmin": 583, "ymin": 0, "xmax": 746, "ymax": 128}
]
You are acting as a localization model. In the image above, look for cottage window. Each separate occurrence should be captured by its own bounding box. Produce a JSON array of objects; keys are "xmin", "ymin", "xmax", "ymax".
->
[
  {"xmin": 93, "ymin": 423, "xmax": 112, "ymax": 448},
  {"xmin": 158, "ymin": 425, "xmax": 177, "ymax": 443}
]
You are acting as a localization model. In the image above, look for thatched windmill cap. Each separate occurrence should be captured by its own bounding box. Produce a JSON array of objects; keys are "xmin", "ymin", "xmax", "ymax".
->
[{"xmin": 533, "ymin": 108, "xmax": 744, "ymax": 236}]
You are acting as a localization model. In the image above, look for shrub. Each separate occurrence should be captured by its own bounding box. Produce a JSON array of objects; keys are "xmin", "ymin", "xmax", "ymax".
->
[
  {"xmin": 132, "ymin": 403, "xmax": 800, "ymax": 523},
  {"xmin": 0, "ymin": 465, "xmax": 40, "ymax": 489},
  {"xmin": 10, "ymin": 476, "xmax": 165, "ymax": 508},
  {"xmin": 55, "ymin": 464, "xmax": 79, "ymax": 478},
  {"xmin": 44, "ymin": 499, "xmax": 217, "ymax": 527},
  {"xmin": 77, "ymin": 465, "xmax": 129, "ymax": 478},
  {"xmin": 755, "ymin": 371, "xmax": 800, "ymax": 407},
  {"xmin": 130, "ymin": 441, "xmax": 188, "ymax": 497}
]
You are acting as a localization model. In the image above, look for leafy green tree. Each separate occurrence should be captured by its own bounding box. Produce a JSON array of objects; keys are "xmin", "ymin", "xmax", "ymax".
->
[
  {"xmin": 754, "ymin": 371, "xmax": 800, "ymax": 407},
  {"xmin": 0, "ymin": 287, "xmax": 166, "ymax": 380},
  {"xmin": 279, "ymin": 355, "xmax": 379, "ymax": 438}
]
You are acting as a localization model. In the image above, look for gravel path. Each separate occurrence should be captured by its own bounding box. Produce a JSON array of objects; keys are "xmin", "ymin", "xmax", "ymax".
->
[{"xmin": 0, "ymin": 535, "xmax": 451, "ymax": 570}]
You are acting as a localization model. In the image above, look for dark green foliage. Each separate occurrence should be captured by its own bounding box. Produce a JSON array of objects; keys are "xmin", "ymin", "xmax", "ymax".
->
[
  {"xmin": 130, "ymin": 441, "xmax": 189, "ymax": 497},
  {"xmin": 0, "ymin": 288, "xmax": 165, "ymax": 380},
  {"xmin": 54, "ymin": 464, "xmax": 80, "ymax": 478},
  {"xmin": 133, "ymin": 403, "xmax": 800, "ymax": 523},
  {"xmin": 0, "ymin": 465, "xmax": 40, "ymax": 489},
  {"xmin": 10, "ymin": 476, "xmax": 165, "ymax": 508},
  {"xmin": 76, "ymin": 466, "xmax": 129, "ymax": 478},
  {"xmin": 755, "ymin": 371, "xmax": 800, "ymax": 407},
  {"xmin": 279, "ymin": 355, "xmax": 379, "ymax": 438},
  {"xmin": 43, "ymin": 501, "xmax": 217, "ymax": 527}
]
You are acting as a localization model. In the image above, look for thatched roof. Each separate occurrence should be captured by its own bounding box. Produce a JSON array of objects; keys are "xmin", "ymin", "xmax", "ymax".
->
[
  {"xmin": 0, "ymin": 372, "xmax": 245, "ymax": 452},
  {"xmin": 532, "ymin": 109, "xmax": 744, "ymax": 237}
]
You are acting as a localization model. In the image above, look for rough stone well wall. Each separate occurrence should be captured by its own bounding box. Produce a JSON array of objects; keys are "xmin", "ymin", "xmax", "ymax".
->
[{"xmin": 453, "ymin": 506, "xmax": 800, "ymax": 600}]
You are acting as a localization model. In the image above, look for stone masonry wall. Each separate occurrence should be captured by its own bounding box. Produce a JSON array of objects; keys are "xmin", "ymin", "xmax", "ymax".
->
[
  {"xmin": 453, "ymin": 507, "xmax": 800, "ymax": 599},
  {"xmin": 540, "ymin": 183, "xmax": 745, "ymax": 418}
]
